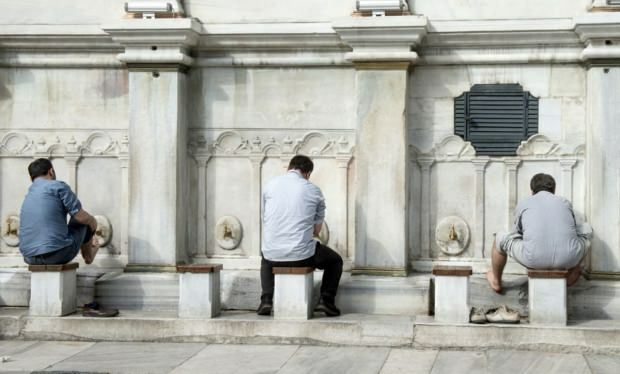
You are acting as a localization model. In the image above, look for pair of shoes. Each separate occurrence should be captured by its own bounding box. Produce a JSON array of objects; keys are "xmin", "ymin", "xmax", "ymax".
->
[
  {"xmin": 469, "ymin": 307, "xmax": 487, "ymax": 324},
  {"xmin": 485, "ymin": 305, "xmax": 520, "ymax": 324},
  {"xmin": 82, "ymin": 301, "xmax": 119, "ymax": 318},
  {"xmin": 314, "ymin": 298, "xmax": 341, "ymax": 317},
  {"xmin": 256, "ymin": 301, "xmax": 273, "ymax": 316}
]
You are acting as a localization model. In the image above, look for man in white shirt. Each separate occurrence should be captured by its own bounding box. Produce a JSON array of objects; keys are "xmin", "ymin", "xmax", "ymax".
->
[
  {"xmin": 487, "ymin": 173, "xmax": 591, "ymax": 293},
  {"xmin": 258, "ymin": 155, "xmax": 343, "ymax": 316}
]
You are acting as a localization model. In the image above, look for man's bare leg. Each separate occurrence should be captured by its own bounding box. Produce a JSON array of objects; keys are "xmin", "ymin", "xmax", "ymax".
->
[
  {"xmin": 81, "ymin": 236, "xmax": 100, "ymax": 265},
  {"xmin": 486, "ymin": 240, "xmax": 506, "ymax": 293}
]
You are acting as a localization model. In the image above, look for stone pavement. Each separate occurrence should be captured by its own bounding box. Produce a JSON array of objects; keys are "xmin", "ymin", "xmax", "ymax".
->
[{"xmin": 0, "ymin": 340, "xmax": 619, "ymax": 374}]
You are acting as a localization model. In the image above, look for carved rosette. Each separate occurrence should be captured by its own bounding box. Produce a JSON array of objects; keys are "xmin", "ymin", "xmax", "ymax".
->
[
  {"xmin": 94, "ymin": 215, "xmax": 113, "ymax": 247},
  {"xmin": 215, "ymin": 216, "xmax": 243, "ymax": 250},
  {"xmin": 1, "ymin": 215, "xmax": 20, "ymax": 247},
  {"xmin": 435, "ymin": 216, "xmax": 470, "ymax": 256}
]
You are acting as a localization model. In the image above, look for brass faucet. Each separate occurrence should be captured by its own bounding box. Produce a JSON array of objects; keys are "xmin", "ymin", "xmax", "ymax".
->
[{"xmin": 448, "ymin": 224, "xmax": 458, "ymax": 241}]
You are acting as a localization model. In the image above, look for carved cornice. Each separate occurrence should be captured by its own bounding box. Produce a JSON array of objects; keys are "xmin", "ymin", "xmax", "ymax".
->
[
  {"xmin": 0, "ymin": 131, "xmax": 128, "ymax": 158},
  {"xmin": 576, "ymin": 13, "xmax": 620, "ymax": 63}
]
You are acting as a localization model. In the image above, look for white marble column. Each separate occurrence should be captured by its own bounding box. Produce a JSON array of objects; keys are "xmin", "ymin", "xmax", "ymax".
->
[
  {"xmin": 559, "ymin": 158, "xmax": 577, "ymax": 203},
  {"xmin": 504, "ymin": 158, "xmax": 521, "ymax": 231},
  {"xmin": 249, "ymin": 155, "xmax": 265, "ymax": 257},
  {"xmin": 64, "ymin": 156, "xmax": 80, "ymax": 193},
  {"xmin": 418, "ymin": 158, "xmax": 434, "ymax": 259},
  {"xmin": 473, "ymin": 158, "xmax": 490, "ymax": 258},
  {"xmin": 104, "ymin": 19, "xmax": 200, "ymax": 269},
  {"xmin": 334, "ymin": 16, "xmax": 427, "ymax": 275},
  {"xmin": 336, "ymin": 155, "xmax": 352, "ymax": 255},
  {"xmin": 118, "ymin": 135, "xmax": 130, "ymax": 257},
  {"xmin": 194, "ymin": 155, "xmax": 211, "ymax": 258}
]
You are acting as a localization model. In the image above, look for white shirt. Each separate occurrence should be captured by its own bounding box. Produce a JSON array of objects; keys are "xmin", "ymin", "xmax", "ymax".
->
[{"xmin": 261, "ymin": 170, "xmax": 326, "ymax": 261}]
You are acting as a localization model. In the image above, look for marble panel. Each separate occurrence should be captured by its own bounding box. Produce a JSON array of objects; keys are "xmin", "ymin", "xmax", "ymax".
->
[
  {"xmin": 47, "ymin": 342, "xmax": 206, "ymax": 374},
  {"xmin": 1, "ymin": 68, "xmax": 128, "ymax": 130},
  {"xmin": 189, "ymin": 68, "xmax": 356, "ymax": 130},
  {"xmin": 414, "ymin": 0, "xmax": 589, "ymax": 20},
  {"xmin": 0, "ymin": 341, "xmax": 94, "ymax": 372},
  {"xmin": 434, "ymin": 275, "xmax": 470, "ymax": 323},
  {"xmin": 274, "ymin": 272, "xmax": 313, "ymax": 320},
  {"xmin": 171, "ymin": 344, "xmax": 299, "ymax": 374},
  {"xmin": 430, "ymin": 351, "xmax": 486, "ymax": 374},
  {"xmin": 409, "ymin": 66, "xmax": 471, "ymax": 99},
  {"xmin": 488, "ymin": 350, "xmax": 591, "ymax": 373},
  {"xmin": 379, "ymin": 349, "xmax": 438, "ymax": 374},
  {"xmin": 29, "ymin": 269, "xmax": 77, "ymax": 316},
  {"xmin": 585, "ymin": 354, "xmax": 620, "ymax": 374},
  {"xmin": 0, "ymin": 158, "xmax": 31, "ymax": 254},
  {"xmin": 0, "ymin": 1, "xmax": 126, "ymax": 24},
  {"xmin": 466, "ymin": 65, "xmax": 552, "ymax": 98},
  {"xmin": 550, "ymin": 66, "xmax": 586, "ymax": 98},
  {"xmin": 562, "ymin": 97, "xmax": 587, "ymax": 143},
  {"xmin": 529, "ymin": 277, "xmax": 567, "ymax": 326},
  {"xmin": 278, "ymin": 346, "xmax": 390, "ymax": 374},
  {"xmin": 539, "ymin": 98, "xmax": 563, "ymax": 142},
  {"xmin": 178, "ymin": 271, "xmax": 220, "ymax": 319}
]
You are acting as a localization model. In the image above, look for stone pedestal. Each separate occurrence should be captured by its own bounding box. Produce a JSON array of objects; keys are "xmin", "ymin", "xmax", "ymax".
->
[
  {"xmin": 432, "ymin": 266, "xmax": 472, "ymax": 324},
  {"xmin": 273, "ymin": 267, "xmax": 314, "ymax": 320},
  {"xmin": 333, "ymin": 16, "xmax": 427, "ymax": 276},
  {"xmin": 103, "ymin": 19, "xmax": 200, "ymax": 269},
  {"xmin": 29, "ymin": 263, "xmax": 78, "ymax": 316},
  {"xmin": 178, "ymin": 264, "xmax": 222, "ymax": 318},
  {"xmin": 528, "ymin": 270, "xmax": 568, "ymax": 326}
]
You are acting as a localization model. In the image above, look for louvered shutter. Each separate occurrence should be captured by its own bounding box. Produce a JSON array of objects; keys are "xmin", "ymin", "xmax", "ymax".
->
[
  {"xmin": 608, "ymin": 1, "xmax": 620, "ymax": 5},
  {"xmin": 454, "ymin": 84, "xmax": 538, "ymax": 156}
]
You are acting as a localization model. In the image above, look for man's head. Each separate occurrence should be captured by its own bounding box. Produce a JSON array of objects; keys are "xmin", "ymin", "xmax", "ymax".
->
[
  {"xmin": 530, "ymin": 173, "xmax": 555, "ymax": 195},
  {"xmin": 288, "ymin": 155, "xmax": 314, "ymax": 179},
  {"xmin": 28, "ymin": 158, "xmax": 55, "ymax": 182}
]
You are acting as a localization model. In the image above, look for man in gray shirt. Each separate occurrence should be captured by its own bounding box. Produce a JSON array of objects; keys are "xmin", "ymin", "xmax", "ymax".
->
[
  {"xmin": 487, "ymin": 173, "xmax": 591, "ymax": 293},
  {"xmin": 20, "ymin": 158, "xmax": 100, "ymax": 265},
  {"xmin": 258, "ymin": 155, "xmax": 343, "ymax": 317}
]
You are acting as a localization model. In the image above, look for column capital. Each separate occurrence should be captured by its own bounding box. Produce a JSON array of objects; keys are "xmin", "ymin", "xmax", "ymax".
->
[
  {"xmin": 332, "ymin": 16, "xmax": 427, "ymax": 67},
  {"xmin": 559, "ymin": 158, "xmax": 578, "ymax": 169},
  {"xmin": 472, "ymin": 157, "xmax": 491, "ymax": 171},
  {"xmin": 503, "ymin": 157, "xmax": 522, "ymax": 170},
  {"xmin": 575, "ymin": 13, "xmax": 620, "ymax": 63},
  {"xmin": 102, "ymin": 18, "xmax": 201, "ymax": 69},
  {"xmin": 417, "ymin": 157, "xmax": 435, "ymax": 170}
]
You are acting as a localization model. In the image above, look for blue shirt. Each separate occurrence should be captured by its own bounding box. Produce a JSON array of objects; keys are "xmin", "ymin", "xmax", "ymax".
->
[
  {"xmin": 261, "ymin": 170, "xmax": 326, "ymax": 261},
  {"xmin": 19, "ymin": 178, "xmax": 82, "ymax": 257}
]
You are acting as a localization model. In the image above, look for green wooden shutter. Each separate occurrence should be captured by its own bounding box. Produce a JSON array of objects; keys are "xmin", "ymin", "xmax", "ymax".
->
[{"xmin": 454, "ymin": 84, "xmax": 538, "ymax": 156}]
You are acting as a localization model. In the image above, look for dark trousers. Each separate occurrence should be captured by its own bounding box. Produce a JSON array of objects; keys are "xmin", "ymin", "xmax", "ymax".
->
[
  {"xmin": 24, "ymin": 218, "xmax": 94, "ymax": 265},
  {"xmin": 260, "ymin": 242, "xmax": 343, "ymax": 304}
]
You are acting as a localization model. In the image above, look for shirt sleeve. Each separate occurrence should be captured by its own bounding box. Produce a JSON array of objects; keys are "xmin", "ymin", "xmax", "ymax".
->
[
  {"xmin": 512, "ymin": 202, "xmax": 525, "ymax": 234},
  {"xmin": 56, "ymin": 182, "xmax": 82, "ymax": 216},
  {"xmin": 313, "ymin": 187, "xmax": 326, "ymax": 225}
]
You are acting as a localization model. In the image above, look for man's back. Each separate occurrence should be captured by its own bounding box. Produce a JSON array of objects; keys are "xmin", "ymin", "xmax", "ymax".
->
[
  {"xmin": 516, "ymin": 191, "xmax": 583, "ymax": 268},
  {"xmin": 19, "ymin": 179, "xmax": 81, "ymax": 257},
  {"xmin": 261, "ymin": 170, "xmax": 325, "ymax": 262}
]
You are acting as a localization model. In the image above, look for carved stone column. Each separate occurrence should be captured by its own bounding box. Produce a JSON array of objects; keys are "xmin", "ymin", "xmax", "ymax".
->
[
  {"xmin": 249, "ymin": 154, "xmax": 265, "ymax": 257},
  {"xmin": 334, "ymin": 16, "xmax": 427, "ymax": 276},
  {"xmin": 503, "ymin": 158, "xmax": 521, "ymax": 231},
  {"xmin": 336, "ymin": 155, "xmax": 352, "ymax": 256},
  {"xmin": 118, "ymin": 135, "xmax": 130, "ymax": 258},
  {"xmin": 473, "ymin": 158, "xmax": 490, "ymax": 258},
  {"xmin": 417, "ymin": 157, "xmax": 434, "ymax": 259},
  {"xmin": 559, "ymin": 158, "xmax": 577, "ymax": 203},
  {"xmin": 577, "ymin": 14, "xmax": 620, "ymax": 277},
  {"xmin": 104, "ymin": 19, "xmax": 200, "ymax": 270}
]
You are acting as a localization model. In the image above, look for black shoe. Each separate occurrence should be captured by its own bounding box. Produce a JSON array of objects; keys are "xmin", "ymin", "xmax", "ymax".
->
[
  {"xmin": 314, "ymin": 299, "xmax": 341, "ymax": 317},
  {"xmin": 256, "ymin": 301, "xmax": 272, "ymax": 316},
  {"xmin": 82, "ymin": 301, "xmax": 119, "ymax": 318}
]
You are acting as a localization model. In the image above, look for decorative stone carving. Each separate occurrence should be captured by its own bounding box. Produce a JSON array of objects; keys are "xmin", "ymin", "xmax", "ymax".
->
[
  {"xmin": 215, "ymin": 216, "xmax": 243, "ymax": 250},
  {"xmin": 315, "ymin": 221, "xmax": 330, "ymax": 245},
  {"xmin": 0, "ymin": 131, "xmax": 128, "ymax": 158},
  {"xmin": 435, "ymin": 216, "xmax": 470, "ymax": 256},
  {"xmin": 94, "ymin": 215, "xmax": 113, "ymax": 248},
  {"xmin": 516, "ymin": 134, "xmax": 559, "ymax": 157},
  {"xmin": 434, "ymin": 135, "xmax": 476, "ymax": 160},
  {"xmin": 0, "ymin": 133, "xmax": 32, "ymax": 155},
  {"xmin": 296, "ymin": 132, "xmax": 333, "ymax": 156},
  {"xmin": 83, "ymin": 132, "xmax": 114, "ymax": 155},
  {"xmin": 1, "ymin": 215, "xmax": 20, "ymax": 247}
]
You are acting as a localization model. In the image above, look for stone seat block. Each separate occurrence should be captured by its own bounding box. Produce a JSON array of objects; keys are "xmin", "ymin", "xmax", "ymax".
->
[
  {"xmin": 273, "ymin": 267, "xmax": 314, "ymax": 320},
  {"xmin": 28, "ymin": 262, "xmax": 79, "ymax": 316},
  {"xmin": 528, "ymin": 269, "xmax": 569, "ymax": 326},
  {"xmin": 432, "ymin": 265, "xmax": 472, "ymax": 324},
  {"xmin": 177, "ymin": 264, "xmax": 222, "ymax": 319}
]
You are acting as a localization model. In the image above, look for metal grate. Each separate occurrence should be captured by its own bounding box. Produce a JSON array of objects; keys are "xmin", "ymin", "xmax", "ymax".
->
[{"xmin": 454, "ymin": 84, "xmax": 538, "ymax": 156}]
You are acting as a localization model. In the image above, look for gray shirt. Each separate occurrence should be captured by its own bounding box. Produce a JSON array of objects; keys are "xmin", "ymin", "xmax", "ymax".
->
[
  {"xmin": 513, "ymin": 191, "xmax": 584, "ymax": 268},
  {"xmin": 261, "ymin": 170, "xmax": 326, "ymax": 261},
  {"xmin": 19, "ymin": 178, "xmax": 82, "ymax": 257}
]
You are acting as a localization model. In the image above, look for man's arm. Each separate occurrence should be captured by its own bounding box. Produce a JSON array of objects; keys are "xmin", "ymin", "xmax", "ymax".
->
[
  {"xmin": 313, "ymin": 223, "xmax": 322, "ymax": 237},
  {"xmin": 73, "ymin": 209, "xmax": 98, "ymax": 233},
  {"xmin": 313, "ymin": 187, "xmax": 326, "ymax": 237}
]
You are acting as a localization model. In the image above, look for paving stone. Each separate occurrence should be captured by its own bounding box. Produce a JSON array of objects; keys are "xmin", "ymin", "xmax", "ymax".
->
[
  {"xmin": 45, "ymin": 342, "xmax": 205, "ymax": 374},
  {"xmin": 430, "ymin": 351, "xmax": 486, "ymax": 374},
  {"xmin": 278, "ymin": 346, "xmax": 390, "ymax": 374},
  {"xmin": 0, "ymin": 340, "xmax": 38, "ymax": 355},
  {"xmin": 379, "ymin": 349, "xmax": 438, "ymax": 374},
  {"xmin": 0, "ymin": 341, "xmax": 93, "ymax": 372},
  {"xmin": 170, "ymin": 344, "xmax": 298, "ymax": 374},
  {"xmin": 487, "ymin": 350, "xmax": 591, "ymax": 373},
  {"xmin": 584, "ymin": 354, "xmax": 620, "ymax": 374}
]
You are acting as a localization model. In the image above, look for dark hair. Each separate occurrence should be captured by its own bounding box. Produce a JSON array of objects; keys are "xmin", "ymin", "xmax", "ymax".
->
[
  {"xmin": 288, "ymin": 155, "xmax": 314, "ymax": 174},
  {"xmin": 530, "ymin": 173, "xmax": 556, "ymax": 194},
  {"xmin": 28, "ymin": 158, "xmax": 53, "ymax": 181}
]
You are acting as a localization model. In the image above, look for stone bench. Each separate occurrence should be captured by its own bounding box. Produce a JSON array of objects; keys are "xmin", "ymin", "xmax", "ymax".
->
[
  {"xmin": 528, "ymin": 269, "xmax": 569, "ymax": 326},
  {"xmin": 28, "ymin": 262, "xmax": 79, "ymax": 316},
  {"xmin": 177, "ymin": 264, "xmax": 222, "ymax": 318},
  {"xmin": 273, "ymin": 267, "xmax": 314, "ymax": 320},
  {"xmin": 432, "ymin": 265, "xmax": 472, "ymax": 323}
]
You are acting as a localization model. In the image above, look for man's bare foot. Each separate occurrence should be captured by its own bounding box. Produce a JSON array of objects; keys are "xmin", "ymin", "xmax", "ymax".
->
[
  {"xmin": 81, "ymin": 237, "xmax": 100, "ymax": 265},
  {"xmin": 486, "ymin": 270, "xmax": 502, "ymax": 293}
]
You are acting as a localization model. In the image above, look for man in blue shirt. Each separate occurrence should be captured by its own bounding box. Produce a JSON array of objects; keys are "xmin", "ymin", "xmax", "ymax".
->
[
  {"xmin": 19, "ymin": 158, "xmax": 100, "ymax": 265},
  {"xmin": 258, "ymin": 155, "xmax": 343, "ymax": 317}
]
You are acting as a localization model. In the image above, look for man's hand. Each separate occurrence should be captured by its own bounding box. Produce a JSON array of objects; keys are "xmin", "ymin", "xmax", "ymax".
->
[
  {"xmin": 74, "ymin": 209, "xmax": 98, "ymax": 233},
  {"xmin": 313, "ymin": 223, "xmax": 323, "ymax": 238}
]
